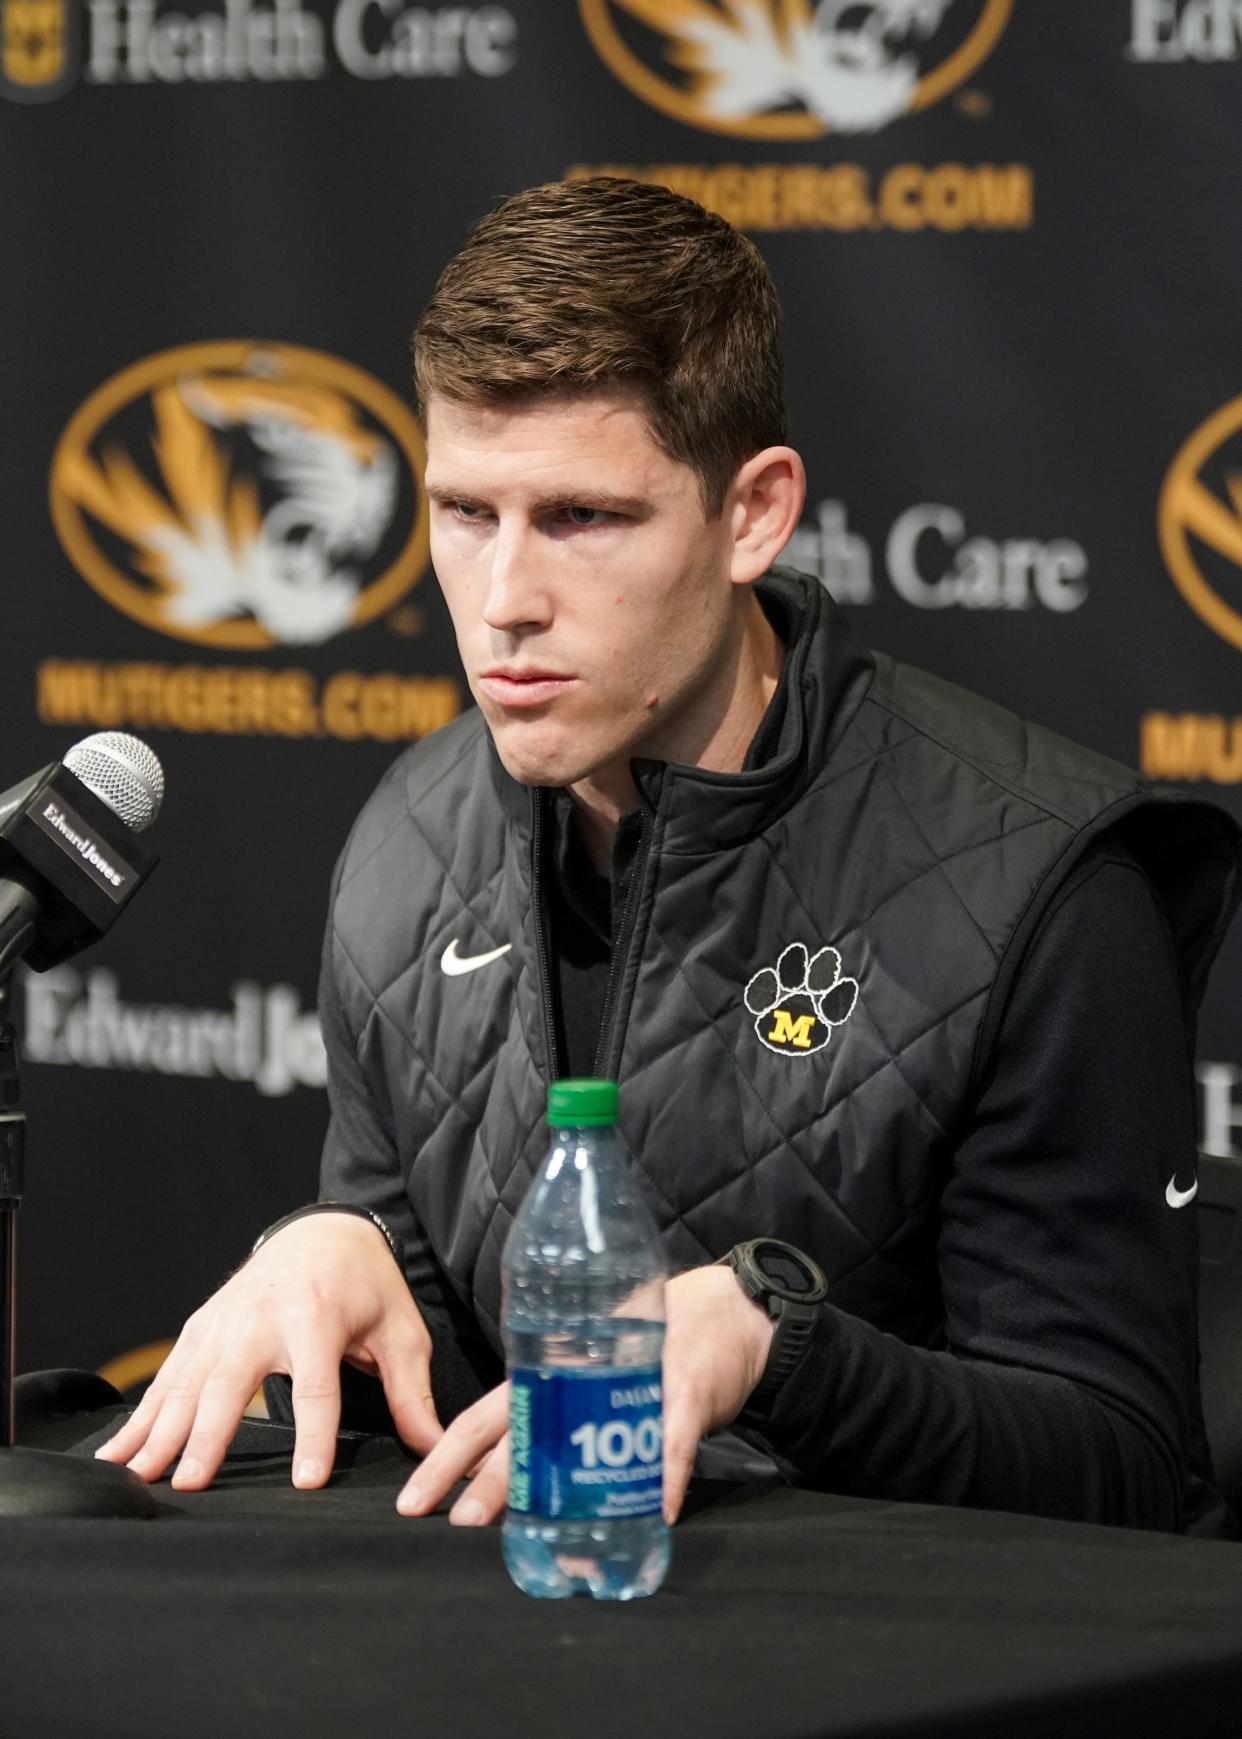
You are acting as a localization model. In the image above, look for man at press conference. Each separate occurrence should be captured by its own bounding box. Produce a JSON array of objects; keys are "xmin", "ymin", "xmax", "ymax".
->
[{"xmin": 98, "ymin": 177, "xmax": 1242, "ymax": 1537}]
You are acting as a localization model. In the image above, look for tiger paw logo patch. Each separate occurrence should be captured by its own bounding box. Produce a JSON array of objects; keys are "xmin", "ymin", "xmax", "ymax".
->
[{"xmin": 744, "ymin": 942, "xmax": 858, "ymax": 1056}]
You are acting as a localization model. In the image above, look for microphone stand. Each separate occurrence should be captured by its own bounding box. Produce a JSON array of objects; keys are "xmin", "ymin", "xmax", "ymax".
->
[{"xmin": 0, "ymin": 974, "xmax": 155, "ymax": 1517}]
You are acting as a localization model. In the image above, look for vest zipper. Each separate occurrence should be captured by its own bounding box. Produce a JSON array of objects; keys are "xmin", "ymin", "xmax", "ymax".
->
[
  {"xmin": 529, "ymin": 790, "xmax": 560, "ymax": 1081},
  {"xmin": 592, "ymin": 806, "xmax": 655, "ymax": 1077}
]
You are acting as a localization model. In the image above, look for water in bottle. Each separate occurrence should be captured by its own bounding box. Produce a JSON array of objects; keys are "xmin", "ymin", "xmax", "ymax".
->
[{"xmin": 501, "ymin": 1078, "xmax": 670, "ymax": 1600}]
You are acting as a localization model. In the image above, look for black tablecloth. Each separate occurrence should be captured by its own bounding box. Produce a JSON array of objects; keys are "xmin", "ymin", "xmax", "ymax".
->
[{"xmin": 4, "ymin": 1379, "xmax": 1242, "ymax": 1739}]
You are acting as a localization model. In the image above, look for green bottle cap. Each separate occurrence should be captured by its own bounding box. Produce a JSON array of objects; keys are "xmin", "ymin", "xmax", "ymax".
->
[{"xmin": 547, "ymin": 1079, "xmax": 619, "ymax": 1128}]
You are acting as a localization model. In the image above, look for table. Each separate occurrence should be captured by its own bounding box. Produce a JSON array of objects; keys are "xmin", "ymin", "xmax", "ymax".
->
[{"xmin": 3, "ymin": 1375, "xmax": 1242, "ymax": 1738}]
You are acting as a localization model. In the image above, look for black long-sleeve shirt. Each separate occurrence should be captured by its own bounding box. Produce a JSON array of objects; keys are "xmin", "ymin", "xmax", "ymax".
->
[{"xmin": 545, "ymin": 789, "xmax": 1231, "ymax": 1538}]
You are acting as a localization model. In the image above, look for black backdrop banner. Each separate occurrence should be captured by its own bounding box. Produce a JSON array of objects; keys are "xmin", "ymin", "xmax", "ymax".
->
[{"xmin": 3, "ymin": 0, "xmax": 1241, "ymax": 1386}]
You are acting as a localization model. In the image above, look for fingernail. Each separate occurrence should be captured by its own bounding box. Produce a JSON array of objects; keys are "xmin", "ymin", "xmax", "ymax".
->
[
  {"xmin": 396, "ymin": 1483, "xmax": 423, "ymax": 1515},
  {"xmin": 174, "ymin": 1458, "xmax": 201, "ymax": 1486},
  {"xmin": 451, "ymin": 1499, "xmax": 484, "ymax": 1527},
  {"xmin": 295, "ymin": 1459, "xmax": 322, "ymax": 1487}
]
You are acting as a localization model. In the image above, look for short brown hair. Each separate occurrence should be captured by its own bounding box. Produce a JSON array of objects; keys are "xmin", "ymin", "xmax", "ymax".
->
[{"xmin": 412, "ymin": 177, "xmax": 786, "ymax": 516}]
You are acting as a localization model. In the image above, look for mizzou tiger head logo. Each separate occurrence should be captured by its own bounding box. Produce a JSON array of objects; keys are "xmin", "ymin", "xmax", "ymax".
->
[
  {"xmin": 578, "ymin": 0, "xmax": 1013, "ymax": 138},
  {"xmin": 1, "ymin": 0, "xmax": 76, "ymax": 99},
  {"xmin": 1159, "ymin": 394, "xmax": 1242, "ymax": 656},
  {"xmin": 50, "ymin": 341, "xmax": 429, "ymax": 649}
]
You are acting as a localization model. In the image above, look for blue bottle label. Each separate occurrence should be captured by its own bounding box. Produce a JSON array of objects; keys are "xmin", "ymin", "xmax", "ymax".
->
[{"xmin": 508, "ymin": 1363, "xmax": 664, "ymax": 1521}]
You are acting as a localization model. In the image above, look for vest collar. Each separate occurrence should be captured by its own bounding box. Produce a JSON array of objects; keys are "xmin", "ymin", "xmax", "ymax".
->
[{"xmin": 641, "ymin": 568, "xmax": 874, "ymax": 853}]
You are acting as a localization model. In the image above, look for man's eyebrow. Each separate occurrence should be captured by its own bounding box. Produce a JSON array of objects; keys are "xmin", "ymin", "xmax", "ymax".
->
[
  {"xmin": 424, "ymin": 483, "xmax": 653, "ymax": 516},
  {"xmin": 528, "ymin": 489, "xmax": 653, "ymax": 515}
]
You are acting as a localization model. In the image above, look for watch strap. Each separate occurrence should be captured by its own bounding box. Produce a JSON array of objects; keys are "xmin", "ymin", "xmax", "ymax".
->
[
  {"xmin": 716, "ymin": 1239, "xmax": 828, "ymax": 1425},
  {"xmin": 739, "ymin": 1304, "xmax": 821, "ymax": 1421}
]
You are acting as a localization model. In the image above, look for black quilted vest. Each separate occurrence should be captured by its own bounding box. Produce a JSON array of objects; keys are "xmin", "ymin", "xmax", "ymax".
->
[{"xmin": 326, "ymin": 569, "xmax": 1240, "ymax": 1353}]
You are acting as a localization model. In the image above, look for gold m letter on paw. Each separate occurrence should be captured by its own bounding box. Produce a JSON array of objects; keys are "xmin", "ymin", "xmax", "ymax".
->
[{"xmin": 767, "ymin": 1010, "xmax": 817, "ymax": 1050}]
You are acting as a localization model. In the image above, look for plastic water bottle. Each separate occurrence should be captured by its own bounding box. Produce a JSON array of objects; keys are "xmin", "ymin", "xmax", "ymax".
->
[{"xmin": 501, "ymin": 1078, "xmax": 670, "ymax": 1600}]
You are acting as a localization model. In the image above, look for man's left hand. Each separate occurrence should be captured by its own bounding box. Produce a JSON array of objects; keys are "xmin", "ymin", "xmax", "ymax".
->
[{"xmin": 395, "ymin": 1263, "xmax": 776, "ymax": 1526}]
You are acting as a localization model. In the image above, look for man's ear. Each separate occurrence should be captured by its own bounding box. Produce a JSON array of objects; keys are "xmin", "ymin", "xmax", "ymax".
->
[{"xmin": 726, "ymin": 447, "xmax": 807, "ymax": 587}]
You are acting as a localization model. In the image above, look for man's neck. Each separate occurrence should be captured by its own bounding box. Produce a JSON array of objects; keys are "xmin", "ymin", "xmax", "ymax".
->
[{"xmin": 570, "ymin": 592, "xmax": 784, "ymax": 874}]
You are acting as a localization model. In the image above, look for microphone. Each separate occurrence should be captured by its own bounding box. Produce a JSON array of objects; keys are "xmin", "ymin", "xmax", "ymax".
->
[
  {"xmin": 0, "ymin": 732, "xmax": 164, "ymax": 979},
  {"xmin": 0, "ymin": 733, "xmax": 164, "ymax": 1514}
]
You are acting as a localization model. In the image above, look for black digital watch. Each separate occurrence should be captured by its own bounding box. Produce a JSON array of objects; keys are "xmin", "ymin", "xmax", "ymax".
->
[{"xmin": 716, "ymin": 1238, "xmax": 829, "ymax": 1423}]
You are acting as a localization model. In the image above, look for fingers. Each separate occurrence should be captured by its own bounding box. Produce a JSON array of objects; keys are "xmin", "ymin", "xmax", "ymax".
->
[
  {"xmin": 286, "ymin": 1340, "xmax": 343, "ymax": 1490},
  {"xmin": 94, "ymin": 1354, "xmax": 253, "ymax": 1489},
  {"xmin": 373, "ymin": 1331, "xmax": 443, "ymax": 1459},
  {"xmin": 449, "ymin": 1434, "xmax": 509, "ymax": 1527},
  {"xmin": 171, "ymin": 1329, "xmax": 342, "ymax": 1492},
  {"xmin": 95, "ymin": 1377, "xmax": 177, "ymax": 1466},
  {"xmin": 96, "ymin": 1310, "xmax": 348, "ymax": 1492},
  {"xmin": 96, "ymin": 1365, "xmax": 203, "ymax": 1482},
  {"xmin": 661, "ymin": 1393, "xmax": 701, "ymax": 1527},
  {"xmin": 168, "ymin": 1360, "xmax": 268, "ymax": 1490},
  {"xmin": 95, "ymin": 1213, "xmax": 420, "ymax": 1493},
  {"xmin": 396, "ymin": 1382, "xmax": 509, "ymax": 1520}
]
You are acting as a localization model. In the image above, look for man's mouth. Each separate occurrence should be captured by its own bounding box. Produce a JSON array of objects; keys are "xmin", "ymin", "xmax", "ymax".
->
[{"xmin": 477, "ymin": 668, "xmax": 577, "ymax": 709}]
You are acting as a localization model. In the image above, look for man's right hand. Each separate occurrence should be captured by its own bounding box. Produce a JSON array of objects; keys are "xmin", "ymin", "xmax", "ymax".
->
[{"xmin": 94, "ymin": 1211, "xmax": 444, "ymax": 1492}]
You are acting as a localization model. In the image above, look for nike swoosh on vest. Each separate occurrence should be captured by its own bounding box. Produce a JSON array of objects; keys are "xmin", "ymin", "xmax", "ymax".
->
[{"xmin": 440, "ymin": 938, "xmax": 512, "ymax": 976}]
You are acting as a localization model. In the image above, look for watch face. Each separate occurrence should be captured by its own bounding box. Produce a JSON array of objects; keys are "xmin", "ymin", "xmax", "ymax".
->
[{"xmin": 755, "ymin": 1241, "xmax": 819, "ymax": 1296}]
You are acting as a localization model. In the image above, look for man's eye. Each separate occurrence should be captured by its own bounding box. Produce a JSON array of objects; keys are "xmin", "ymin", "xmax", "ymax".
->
[{"xmin": 561, "ymin": 506, "xmax": 611, "ymax": 529}]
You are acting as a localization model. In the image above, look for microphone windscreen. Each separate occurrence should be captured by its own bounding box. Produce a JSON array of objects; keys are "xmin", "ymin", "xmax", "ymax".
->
[{"xmin": 63, "ymin": 732, "xmax": 165, "ymax": 834}]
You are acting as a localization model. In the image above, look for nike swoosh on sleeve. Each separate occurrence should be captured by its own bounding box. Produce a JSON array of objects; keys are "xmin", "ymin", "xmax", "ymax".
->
[{"xmin": 1165, "ymin": 1175, "xmax": 1199, "ymax": 1209}]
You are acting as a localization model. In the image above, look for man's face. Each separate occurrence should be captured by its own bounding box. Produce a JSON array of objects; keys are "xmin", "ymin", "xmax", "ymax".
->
[{"xmin": 425, "ymin": 389, "xmax": 738, "ymax": 790}]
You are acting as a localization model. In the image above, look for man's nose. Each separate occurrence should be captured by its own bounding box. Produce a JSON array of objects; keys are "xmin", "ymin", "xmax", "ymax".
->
[{"xmin": 482, "ymin": 520, "xmax": 552, "ymax": 634}]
